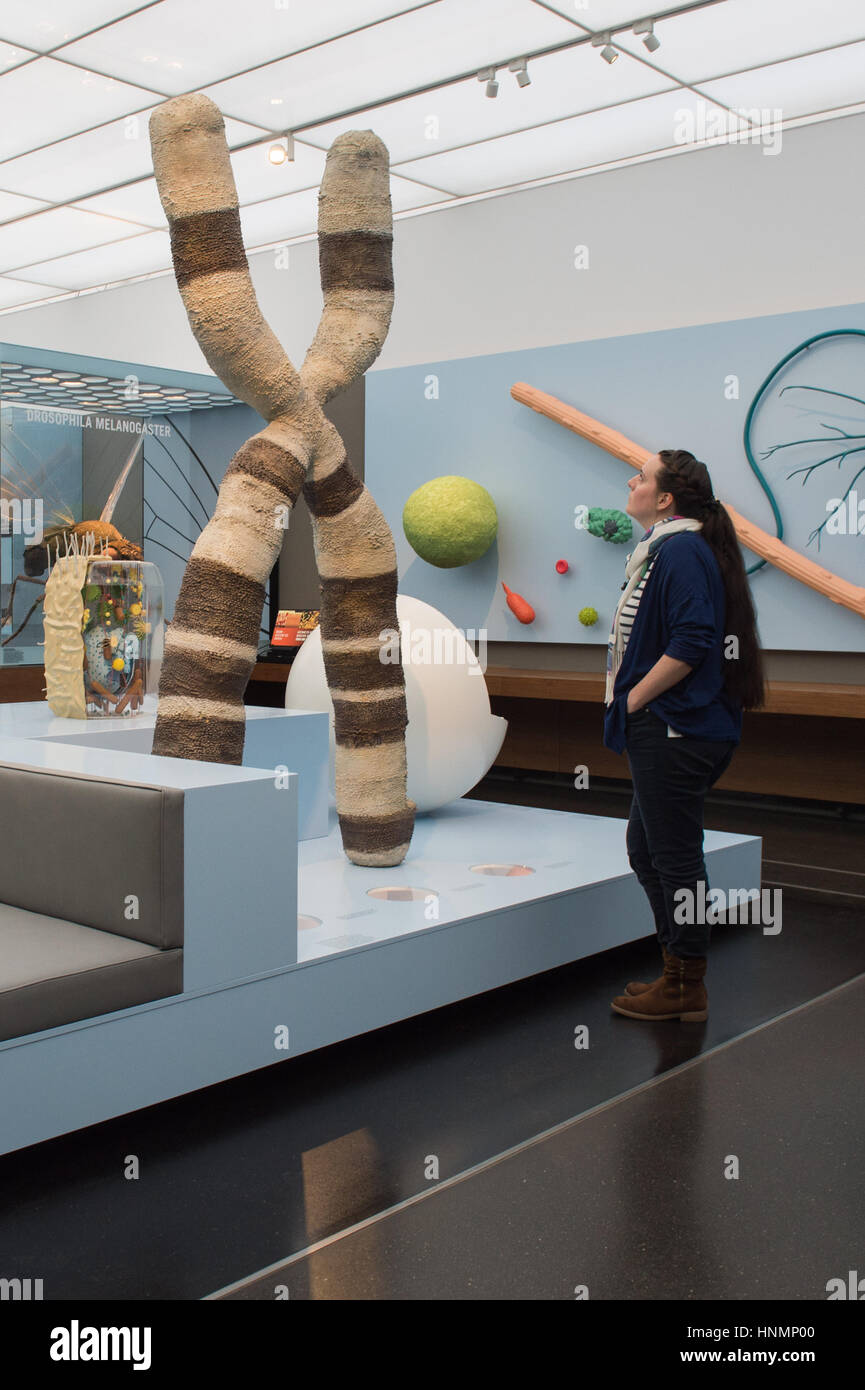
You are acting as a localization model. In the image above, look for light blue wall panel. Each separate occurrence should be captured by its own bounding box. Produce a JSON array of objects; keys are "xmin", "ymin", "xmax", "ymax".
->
[{"xmin": 367, "ymin": 301, "xmax": 865, "ymax": 652}]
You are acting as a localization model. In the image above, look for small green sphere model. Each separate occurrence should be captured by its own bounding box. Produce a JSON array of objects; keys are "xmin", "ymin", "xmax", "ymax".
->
[
  {"xmin": 403, "ymin": 476, "xmax": 498, "ymax": 568},
  {"xmin": 579, "ymin": 606, "xmax": 599, "ymax": 627}
]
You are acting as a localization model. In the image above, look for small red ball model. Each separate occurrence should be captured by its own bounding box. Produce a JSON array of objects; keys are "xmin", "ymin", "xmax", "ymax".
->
[
  {"xmin": 555, "ymin": 559, "xmax": 569, "ymax": 574},
  {"xmin": 501, "ymin": 581, "xmax": 535, "ymax": 624}
]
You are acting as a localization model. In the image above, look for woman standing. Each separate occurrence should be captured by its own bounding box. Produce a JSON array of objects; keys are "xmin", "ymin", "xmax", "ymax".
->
[{"xmin": 603, "ymin": 449, "xmax": 765, "ymax": 1021}]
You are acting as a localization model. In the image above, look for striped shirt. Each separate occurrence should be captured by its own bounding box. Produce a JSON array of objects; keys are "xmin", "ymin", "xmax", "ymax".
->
[{"xmin": 620, "ymin": 559, "xmax": 654, "ymax": 653}]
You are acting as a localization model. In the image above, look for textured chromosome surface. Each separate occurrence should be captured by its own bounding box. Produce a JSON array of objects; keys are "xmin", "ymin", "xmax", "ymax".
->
[
  {"xmin": 43, "ymin": 553, "xmax": 90, "ymax": 719},
  {"xmin": 149, "ymin": 94, "xmax": 415, "ymax": 865}
]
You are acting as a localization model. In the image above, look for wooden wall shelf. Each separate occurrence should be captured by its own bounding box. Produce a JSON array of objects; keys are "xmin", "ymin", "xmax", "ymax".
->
[{"xmin": 481, "ymin": 666, "xmax": 865, "ymax": 719}]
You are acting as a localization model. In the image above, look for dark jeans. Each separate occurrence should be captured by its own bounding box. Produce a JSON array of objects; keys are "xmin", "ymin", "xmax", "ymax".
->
[{"xmin": 624, "ymin": 707, "xmax": 736, "ymax": 958}]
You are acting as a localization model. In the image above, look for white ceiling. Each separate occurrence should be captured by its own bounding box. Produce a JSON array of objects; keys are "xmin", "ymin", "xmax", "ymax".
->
[{"xmin": 0, "ymin": 0, "xmax": 863, "ymax": 314}]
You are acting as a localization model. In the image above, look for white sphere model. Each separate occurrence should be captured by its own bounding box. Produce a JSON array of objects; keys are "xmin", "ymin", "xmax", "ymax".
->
[{"xmin": 285, "ymin": 594, "xmax": 507, "ymax": 812}]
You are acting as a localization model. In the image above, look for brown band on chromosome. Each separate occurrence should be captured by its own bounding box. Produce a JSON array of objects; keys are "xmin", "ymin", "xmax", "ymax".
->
[
  {"xmin": 320, "ymin": 571, "xmax": 398, "ymax": 640},
  {"xmin": 322, "ymin": 646, "xmax": 407, "ymax": 691},
  {"xmin": 319, "ymin": 230, "xmax": 394, "ymax": 293},
  {"xmin": 332, "ymin": 695, "xmax": 407, "ymax": 746},
  {"xmin": 172, "ymin": 557, "xmax": 265, "ymax": 645},
  {"xmin": 339, "ymin": 805, "xmax": 416, "ymax": 854},
  {"xmin": 227, "ymin": 435, "xmax": 307, "ymax": 498},
  {"xmin": 159, "ymin": 644, "xmax": 251, "ymax": 702},
  {"xmin": 302, "ymin": 455, "xmax": 364, "ymax": 518},
  {"xmin": 169, "ymin": 207, "xmax": 248, "ymax": 287},
  {"xmin": 152, "ymin": 715, "xmax": 244, "ymax": 765}
]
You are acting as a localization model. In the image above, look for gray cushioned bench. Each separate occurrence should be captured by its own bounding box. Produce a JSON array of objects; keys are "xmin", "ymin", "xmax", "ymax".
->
[{"xmin": 0, "ymin": 761, "xmax": 183, "ymax": 1041}]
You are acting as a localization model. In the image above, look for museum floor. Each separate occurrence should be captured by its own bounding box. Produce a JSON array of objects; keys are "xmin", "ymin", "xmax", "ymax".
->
[{"xmin": 1, "ymin": 775, "xmax": 862, "ymax": 1302}]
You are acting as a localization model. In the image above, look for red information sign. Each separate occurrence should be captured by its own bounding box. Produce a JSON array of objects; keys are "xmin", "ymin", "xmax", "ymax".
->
[{"xmin": 270, "ymin": 609, "xmax": 320, "ymax": 648}]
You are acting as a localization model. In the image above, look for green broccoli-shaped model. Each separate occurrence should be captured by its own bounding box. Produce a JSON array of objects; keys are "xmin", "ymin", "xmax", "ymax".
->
[
  {"xmin": 586, "ymin": 507, "xmax": 632, "ymax": 543},
  {"xmin": 579, "ymin": 606, "xmax": 599, "ymax": 627}
]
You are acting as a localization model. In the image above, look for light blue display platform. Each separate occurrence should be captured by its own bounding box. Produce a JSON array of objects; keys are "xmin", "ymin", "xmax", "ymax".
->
[
  {"xmin": 297, "ymin": 799, "xmax": 760, "ymax": 964},
  {"xmin": 0, "ymin": 705, "xmax": 762, "ymax": 1156},
  {"xmin": 0, "ymin": 699, "xmax": 329, "ymax": 840}
]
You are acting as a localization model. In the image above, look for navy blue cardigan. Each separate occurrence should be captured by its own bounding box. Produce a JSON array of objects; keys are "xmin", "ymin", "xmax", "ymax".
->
[{"xmin": 603, "ymin": 530, "xmax": 743, "ymax": 755}]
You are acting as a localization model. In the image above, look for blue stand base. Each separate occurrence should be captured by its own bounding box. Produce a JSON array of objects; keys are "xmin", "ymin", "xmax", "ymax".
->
[{"xmin": 0, "ymin": 781, "xmax": 761, "ymax": 1156}]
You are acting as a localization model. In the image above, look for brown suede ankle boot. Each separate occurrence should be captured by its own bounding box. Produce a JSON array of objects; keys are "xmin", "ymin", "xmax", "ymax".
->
[
  {"xmin": 611, "ymin": 953, "xmax": 708, "ymax": 1022},
  {"xmin": 626, "ymin": 944, "xmax": 676, "ymax": 995}
]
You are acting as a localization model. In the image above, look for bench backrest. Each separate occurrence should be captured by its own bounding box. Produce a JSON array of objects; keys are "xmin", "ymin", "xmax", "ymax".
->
[{"xmin": 0, "ymin": 762, "xmax": 183, "ymax": 949}]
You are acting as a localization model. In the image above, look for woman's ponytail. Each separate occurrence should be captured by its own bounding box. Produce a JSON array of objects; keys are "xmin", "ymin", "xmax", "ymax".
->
[{"xmin": 656, "ymin": 449, "xmax": 766, "ymax": 710}]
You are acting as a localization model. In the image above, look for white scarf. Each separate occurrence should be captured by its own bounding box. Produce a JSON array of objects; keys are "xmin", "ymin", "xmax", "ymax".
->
[{"xmin": 604, "ymin": 516, "xmax": 703, "ymax": 706}]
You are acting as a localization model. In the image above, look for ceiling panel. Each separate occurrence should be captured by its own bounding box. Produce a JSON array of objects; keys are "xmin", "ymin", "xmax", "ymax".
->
[
  {"xmin": 0, "ymin": 190, "xmax": 50, "ymax": 223},
  {"xmin": 0, "ymin": 1, "xmax": 148, "ymax": 50},
  {"xmin": 60, "ymin": 0, "xmax": 434, "ymax": 96},
  {"xmin": 0, "ymin": 38, "xmax": 34, "ymax": 73},
  {"xmin": 303, "ymin": 41, "xmax": 675, "ymax": 164},
  {"xmin": 0, "ymin": 0, "xmax": 861, "ymax": 312},
  {"xmin": 203, "ymin": 0, "xmax": 579, "ymax": 129},
  {"xmin": 0, "ymin": 111, "xmax": 265, "ymax": 203},
  {"xmin": 698, "ymin": 42, "xmax": 865, "ymax": 120},
  {"xmin": 614, "ymin": 0, "xmax": 865, "ymax": 84},
  {"xmin": 0, "ymin": 57, "xmax": 162, "ymax": 161},
  {"xmin": 72, "ymin": 177, "xmax": 166, "ymax": 228},
  {"xmin": 393, "ymin": 89, "xmax": 725, "ymax": 195},
  {"xmin": 239, "ymin": 187, "xmax": 321, "ymax": 248},
  {"xmin": 389, "ymin": 173, "xmax": 452, "ymax": 211},
  {"xmin": 542, "ymin": 0, "xmax": 701, "ymax": 28},
  {"xmin": 3, "ymin": 229, "xmax": 172, "ymax": 290},
  {"xmin": 0, "ymin": 275, "xmax": 67, "ymax": 309},
  {"xmin": 0, "ymin": 206, "xmax": 150, "ymax": 274}
]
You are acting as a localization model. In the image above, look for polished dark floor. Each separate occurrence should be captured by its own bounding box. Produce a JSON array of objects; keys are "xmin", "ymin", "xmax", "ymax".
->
[
  {"xmin": 218, "ymin": 975, "xmax": 865, "ymax": 1301},
  {"xmin": 0, "ymin": 774, "xmax": 862, "ymax": 1301}
]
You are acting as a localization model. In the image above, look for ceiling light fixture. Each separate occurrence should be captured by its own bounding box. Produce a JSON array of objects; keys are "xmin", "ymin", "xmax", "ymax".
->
[
  {"xmin": 591, "ymin": 31, "xmax": 618, "ymax": 64},
  {"xmin": 508, "ymin": 57, "xmax": 530, "ymax": 88},
  {"xmin": 268, "ymin": 132, "xmax": 295, "ymax": 164},
  {"xmin": 633, "ymin": 19, "xmax": 660, "ymax": 52},
  {"xmin": 477, "ymin": 66, "xmax": 498, "ymax": 98}
]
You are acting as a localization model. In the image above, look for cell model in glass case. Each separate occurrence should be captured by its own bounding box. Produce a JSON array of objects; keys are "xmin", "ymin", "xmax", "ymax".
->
[
  {"xmin": 81, "ymin": 559, "xmax": 163, "ymax": 715},
  {"xmin": 43, "ymin": 551, "xmax": 164, "ymax": 719}
]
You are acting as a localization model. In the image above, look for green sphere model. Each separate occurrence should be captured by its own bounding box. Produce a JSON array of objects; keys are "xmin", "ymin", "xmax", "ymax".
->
[
  {"xmin": 579, "ymin": 606, "xmax": 599, "ymax": 627},
  {"xmin": 403, "ymin": 476, "xmax": 498, "ymax": 568},
  {"xmin": 586, "ymin": 507, "xmax": 632, "ymax": 543}
]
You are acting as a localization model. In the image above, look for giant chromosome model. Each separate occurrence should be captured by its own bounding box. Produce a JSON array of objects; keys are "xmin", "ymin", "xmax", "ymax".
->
[{"xmin": 149, "ymin": 94, "xmax": 415, "ymax": 866}]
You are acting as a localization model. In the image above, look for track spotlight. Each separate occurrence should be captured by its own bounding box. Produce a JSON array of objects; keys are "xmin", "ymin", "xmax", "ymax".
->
[
  {"xmin": 633, "ymin": 19, "xmax": 660, "ymax": 52},
  {"xmin": 591, "ymin": 31, "xmax": 618, "ymax": 64},
  {"xmin": 268, "ymin": 132, "xmax": 295, "ymax": 164},
  {"xmin": 477, "ymin": 65, "xmax": 498, "ymax": 97},
  {"xmin": 508, "ymin": 57, "xmax": 531, "ymax": 88}
]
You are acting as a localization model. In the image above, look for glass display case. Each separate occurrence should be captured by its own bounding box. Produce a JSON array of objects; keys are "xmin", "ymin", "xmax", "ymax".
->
[{"xmin": 81, "ymin": 559, "xmax": 164, "ymax": 716}]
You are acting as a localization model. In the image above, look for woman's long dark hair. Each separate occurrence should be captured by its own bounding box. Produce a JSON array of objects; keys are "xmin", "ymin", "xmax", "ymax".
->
[{"xmin": 656, "ymin": 449, "xmax": 765, "ymax": 710}]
